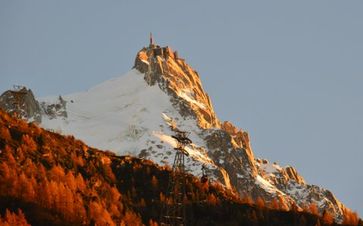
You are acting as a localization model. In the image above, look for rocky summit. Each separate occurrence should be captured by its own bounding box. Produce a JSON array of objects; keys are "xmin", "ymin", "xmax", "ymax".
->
[
  {"xmin": 0, "ymin": 42, "xmax": 349, "ymax": 222},
  {"xmin": 0, "ymin": 86, "xmax": 42, "ymax": 123}
]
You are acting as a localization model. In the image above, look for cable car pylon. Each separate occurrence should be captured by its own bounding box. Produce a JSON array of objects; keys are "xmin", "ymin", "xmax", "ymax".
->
[
  {"xmin": 160, "ymin": 113, "xmax": 213, "ymax": 226},
  {"xmin": 160, "ymin": 128, "xmax": 192, "ymax": 226}
]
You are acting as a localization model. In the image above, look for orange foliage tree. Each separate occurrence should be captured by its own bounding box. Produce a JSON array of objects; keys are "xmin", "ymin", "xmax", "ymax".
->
[
  {"xmin": 270, "ymin": 198, "xmax": 280, "ymax": 210},
  {"xmin": 151, "ymin": 175, "xmax": 158, "ymax": 189},
  {"xmin": 322, "ymin": 210, "xmax": 334, "ymax": 224},
  {"xmin": 0, "ymin": 209, "xmax": 30, "ymax": 226},
  {"xmin": 207, "ymin": 193, "xmax": 218, "ymax": 206},
  {"xmin": 342, "ymin": 207, "xmax": 359, "ymax": 225},
  {"xmin": 308, "ymin": 203, "xmax": 319, "ymax": 215},
  {"xmin": 256, "ymin": 196, "xmax": 265, "ymax": 209}
]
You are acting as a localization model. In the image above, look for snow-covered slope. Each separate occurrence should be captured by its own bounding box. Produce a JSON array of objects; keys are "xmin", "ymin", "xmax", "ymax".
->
[
  {"xmin": 40, "ymin": 69, "xmax": 217, "ymax": 177},
  {"xmin": 1, "ymin": 43, "xmax": 348, "ymax": 222},
  {"xmin": 41, "ymin": 69, "xmax": 173, "ymax": 156}
]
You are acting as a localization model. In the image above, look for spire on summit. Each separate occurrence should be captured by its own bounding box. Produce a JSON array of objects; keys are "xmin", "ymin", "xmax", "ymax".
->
[{"xmin": 149, "ymin": 32, "xmax": 153, "ymax": 47}]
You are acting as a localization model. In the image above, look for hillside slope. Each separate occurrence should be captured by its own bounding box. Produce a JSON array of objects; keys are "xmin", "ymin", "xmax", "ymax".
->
[{"xmin": 1, "ymin": 110, "xmax": 362, "ymax": 225}]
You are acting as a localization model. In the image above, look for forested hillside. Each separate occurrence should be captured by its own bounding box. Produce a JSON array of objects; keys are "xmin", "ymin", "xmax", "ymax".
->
[{"xmin": 0, "ymin": 110, "xmax": 361, "ymax": 226}]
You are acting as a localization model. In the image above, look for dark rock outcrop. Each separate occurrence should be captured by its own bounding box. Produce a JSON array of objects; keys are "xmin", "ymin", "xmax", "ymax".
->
[
  {"xmin": 40, "ymin": 96, "xmax": 67, "ymax": 119},
  {"xmin": 0, "ymin": 87, "xmax": 42, "ymax": 123}
]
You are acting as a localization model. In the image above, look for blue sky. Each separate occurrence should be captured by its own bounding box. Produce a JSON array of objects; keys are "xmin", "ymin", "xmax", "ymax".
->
[{"xmin": 1, "ymin": 1, "xmax": 362, "ymax": 215}]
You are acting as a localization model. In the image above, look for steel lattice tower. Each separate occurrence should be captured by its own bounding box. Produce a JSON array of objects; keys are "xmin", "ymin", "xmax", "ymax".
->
[{"xmin": 160, "ymin": 131, "xmax": 191, "ymax": 226}]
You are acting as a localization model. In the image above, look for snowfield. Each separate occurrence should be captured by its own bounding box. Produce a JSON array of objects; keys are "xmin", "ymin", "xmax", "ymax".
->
[{"xmin": 39, "ymin": 69, "xmax": 214, "ymax": 177}]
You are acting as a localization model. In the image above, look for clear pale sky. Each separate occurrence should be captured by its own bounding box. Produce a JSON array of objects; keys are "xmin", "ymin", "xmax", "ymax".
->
[{"xmin": 1, "ymin": 1, "xmax": 362, "ymax": 215}]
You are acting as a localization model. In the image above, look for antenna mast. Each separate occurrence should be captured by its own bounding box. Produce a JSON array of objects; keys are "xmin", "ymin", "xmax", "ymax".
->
[{"xmin": 149, "ymin": 32, "xmax": 153, "ymax": 47}]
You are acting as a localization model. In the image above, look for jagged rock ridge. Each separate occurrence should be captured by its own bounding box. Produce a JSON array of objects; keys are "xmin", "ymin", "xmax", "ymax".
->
[{"xmin": 134, "ymin": 44, "xmax": 219, "ymax": 129}]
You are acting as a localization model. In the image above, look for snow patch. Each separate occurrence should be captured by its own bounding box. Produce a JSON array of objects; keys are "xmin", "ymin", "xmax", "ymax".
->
[
  {"xmin": 177, "ymin": 89, "xmax": 206, "ymax": 110},
  {"xmin": 256, "ymin": 175, "xmax": 280, "ymax": 194}
]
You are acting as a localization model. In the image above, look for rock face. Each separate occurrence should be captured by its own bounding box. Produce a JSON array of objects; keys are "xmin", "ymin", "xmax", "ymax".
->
[
  {"xmin": 255, "ymin": 159, "xmax": 344, "ymax": 220},
  {"xmin": 1, "ymin": 43, "xmax": 349, "ymax": 222},
  {"xmin": 134, "ymin": 44, "xmax": 346, "ymax": 222},
  {"xmin": 134, "ymin": 44, "xmax": 263, "ymax": 199},
  {"xmin": 40, "ymin": 96, "xmax": 68, "ymax": 119},
  {"xmin": 134, "ymin": 44, "xmax": 219, "ymax": 129},
  {"xmin": 0, "ymin": 87, "xmax": 42, "ymax": 123}
]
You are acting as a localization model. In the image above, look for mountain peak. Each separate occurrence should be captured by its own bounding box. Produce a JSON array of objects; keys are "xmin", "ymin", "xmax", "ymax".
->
[
  {"xmin": 0, "ymin": 43, "xmax": 352, "ymax": 222},
  {"xmin": 134, "ymin": 44, "xmax": 220, "ymax": 129}
]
